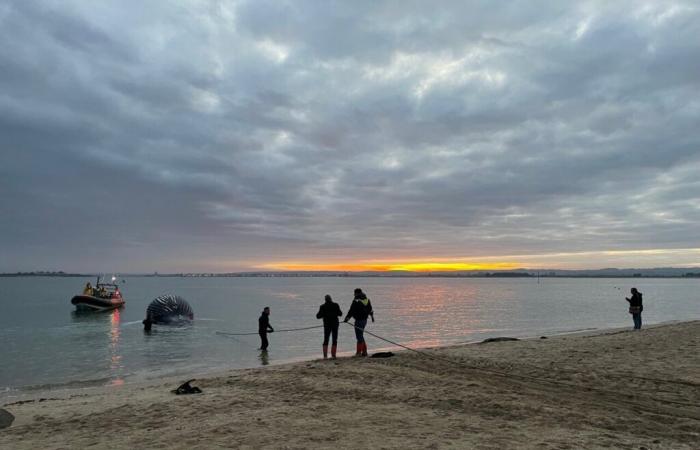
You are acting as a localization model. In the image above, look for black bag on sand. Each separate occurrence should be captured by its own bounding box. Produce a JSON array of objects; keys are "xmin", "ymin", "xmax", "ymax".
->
[
  {"xmin": 172, "ymin": 379, "xmax": 202, "ymax": 395},
  {"xmin": 370, "ymin": 352, "xmax": 395, "ymax": 358},
  {"xmin": 0, "ymin": 408, "xmax": 14, "ymax": 429}
]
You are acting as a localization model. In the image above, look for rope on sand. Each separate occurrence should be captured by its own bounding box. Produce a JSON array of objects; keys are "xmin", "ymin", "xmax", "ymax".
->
[
  {"xmin": 342, "ymin": 322, "xmax": 700, "ymax": 418},
  {"xmin": 342, "ymin": 321, "xmax": 463, "ymax": 366},
  {"xmin": 215, "ymin": 320, "xmax": 698, "ymax": 417},
  {"xmin": 215, "ymin": 325, "xmax": 324, "ymax": 336}
]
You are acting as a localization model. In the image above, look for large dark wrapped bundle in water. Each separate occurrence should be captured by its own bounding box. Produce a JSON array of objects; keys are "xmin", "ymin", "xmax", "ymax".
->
[{"xmin": 146, "ymin": 294, "xmax": 194, "ymax": 324}]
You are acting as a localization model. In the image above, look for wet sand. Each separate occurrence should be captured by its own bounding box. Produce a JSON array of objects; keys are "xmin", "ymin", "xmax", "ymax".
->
[{"xmin": 2, "ymin": 321, "xmax": 699, "ymax": 449}]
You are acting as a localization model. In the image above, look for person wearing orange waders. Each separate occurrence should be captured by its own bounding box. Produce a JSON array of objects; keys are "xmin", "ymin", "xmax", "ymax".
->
[
  {"xmin": 343, "ymin": 288, "xmax": 374, "ymax": 356},
  {"xmin": 316, "ymin": 294, "xmax": 342, "ymax": 359}
]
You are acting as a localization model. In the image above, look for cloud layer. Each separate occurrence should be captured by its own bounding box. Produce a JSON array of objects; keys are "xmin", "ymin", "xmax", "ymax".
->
[{"xmin": 2, "ymin": 0, "xmax": 699, "ymax": 271}]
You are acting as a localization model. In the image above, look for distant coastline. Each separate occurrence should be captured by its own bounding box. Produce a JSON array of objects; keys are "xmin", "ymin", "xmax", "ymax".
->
[{"xmin": 2, "ymin": 268, "xmax": 699, "ymax": 278}]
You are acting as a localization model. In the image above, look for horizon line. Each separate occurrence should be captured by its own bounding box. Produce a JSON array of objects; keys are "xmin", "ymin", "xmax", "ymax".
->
[{"xmin": 3, "ymin": 266, "xmax": 700, "ymax": 276}]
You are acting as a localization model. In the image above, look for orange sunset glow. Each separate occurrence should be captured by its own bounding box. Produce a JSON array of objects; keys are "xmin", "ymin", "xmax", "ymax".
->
[{"xmin": 257, "ymin": 261, "xmax": 521, "ymax": 272}]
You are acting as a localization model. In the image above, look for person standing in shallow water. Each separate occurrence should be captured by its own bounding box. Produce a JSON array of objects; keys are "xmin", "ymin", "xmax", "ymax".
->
[
  {"xmin": 344, "ymin": 288, "xmax": 374, "ymax": 356},
  {"xmin": 626, "ymin": 288, "xmax": 643, "ymax": 330},
  {"xmin": 258, "ymin": 307, "xmax": 274, "ymax": 350},
  {"xmin": 316, "ymin": 294, "xmax": 342, "ymax": 359}
]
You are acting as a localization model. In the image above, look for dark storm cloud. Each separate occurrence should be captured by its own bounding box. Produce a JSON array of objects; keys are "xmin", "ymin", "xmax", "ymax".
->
[{"xmin": 1, "ymin": 0, "xmax": 699, "ymax": 271}]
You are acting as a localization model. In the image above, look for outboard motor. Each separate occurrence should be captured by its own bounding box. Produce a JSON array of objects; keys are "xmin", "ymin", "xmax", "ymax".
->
[{"xmin": 146, "ymin": 294, "xmax": 194, "ymax": 325}]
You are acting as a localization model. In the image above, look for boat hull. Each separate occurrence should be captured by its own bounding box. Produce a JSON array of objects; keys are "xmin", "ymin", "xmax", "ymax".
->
[{"xmin": 71, "ymin": 295, "xmax": 125, "ymax": 311}]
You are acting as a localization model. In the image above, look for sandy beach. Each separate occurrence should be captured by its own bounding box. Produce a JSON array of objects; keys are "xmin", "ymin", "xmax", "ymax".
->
[{"xmin": 2, "ymin": 321, "xmax": 699, "ymax": 449}]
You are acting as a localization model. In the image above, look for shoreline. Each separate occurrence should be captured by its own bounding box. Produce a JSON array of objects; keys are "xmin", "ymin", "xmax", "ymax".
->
[
  {"xmin": 2, "ymin": 318, "xmax": 692, "ymax": 406},
  {"xmin": 2, "ymin": 320, "xmax": 699, "ymax": 448}
]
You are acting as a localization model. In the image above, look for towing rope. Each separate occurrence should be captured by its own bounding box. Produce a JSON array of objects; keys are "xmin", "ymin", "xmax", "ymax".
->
[
  {"xmin": 342, "ymin": 322, "xmax": 700, "ymax": 418},
  {"xmin": 216, "ymin": 320, "xmax": 698, "ymax": 417},
  {"xmin": 342, "ymin": 321, "xmax": 463, "ymax": 366},
  {"xmin": 215, "ymin": 325, "xmax": 323, "ymax": 336}
]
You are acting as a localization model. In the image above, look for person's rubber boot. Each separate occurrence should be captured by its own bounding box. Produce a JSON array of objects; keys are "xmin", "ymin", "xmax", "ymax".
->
[
  {"xmin": 355, "ymin": 343, "xmax": 362, "ymax": 356},
  {"xmin": 323, "ymin": 345, "xmax": 328, "ymax": 359},
  {"xmin": 361, "ymin": 342, "xmax": 368, "ymax": 357},
  {"xmin": 331, "ymin": 345, "xmax": 337, "ymax": 359}
]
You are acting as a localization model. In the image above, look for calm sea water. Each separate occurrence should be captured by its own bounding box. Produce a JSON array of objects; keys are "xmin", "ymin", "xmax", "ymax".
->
[{"xmin": 1, "ymin": 276, "xmax": 698, "ymax": 399}]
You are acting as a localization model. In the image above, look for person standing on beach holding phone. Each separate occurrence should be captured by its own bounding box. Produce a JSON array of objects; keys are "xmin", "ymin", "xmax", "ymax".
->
[
  {"xmin": 258, "ymin": 307, "xmax": 274, "ymax": 350},
  {"xmin": 626, "ymin": 288, "xmax": 643, "ymax": 330},
  {"xmin": 316, "ymin": 294, "xmax": 343, "ymax": 359},
  {"xmin": 344, "ymin": 288, "xmax": 374, "ymax": 356}
]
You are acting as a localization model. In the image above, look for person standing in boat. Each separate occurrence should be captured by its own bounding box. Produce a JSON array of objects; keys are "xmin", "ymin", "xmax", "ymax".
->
[
  {"xmin": 83, "ymin": 282, "xmax": 93, "ymax": 296},
  {"xmin": 626, "ymin": 288, "xmax": 643, "ymax": 330},
  {"xmin": 344, "ymin": 288, "xmax": 374, "ymax": 356},
  {"xmin": 316, "ymin": 294, "xmax": 342, "ymax": 359},
  {"xmin": 258, "ymin": 307, "xmax": 274, "ymax": 351}
]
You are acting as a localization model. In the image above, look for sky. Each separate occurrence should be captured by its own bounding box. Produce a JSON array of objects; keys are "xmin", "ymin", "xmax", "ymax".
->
[{"xmin": 1, "ymin": 0, "xmax": 700, "ymax": 273}]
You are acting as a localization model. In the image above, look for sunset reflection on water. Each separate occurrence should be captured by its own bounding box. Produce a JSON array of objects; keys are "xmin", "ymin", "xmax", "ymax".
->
[
  {"xmin": 377, "ymin": 282, "xmax": 481, "ymax": 348},
  {"xmin": 108, "ymin": 308, "xmax": 124, "ymax": 386}
]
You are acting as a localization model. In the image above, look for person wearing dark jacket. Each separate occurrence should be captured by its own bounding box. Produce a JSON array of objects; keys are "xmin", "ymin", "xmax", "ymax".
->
[
  {"xmin": 258, "ymin": 307, "xmax": 274, "ymax": 350},
  {"xmin": 316, "ymin": 294, "xmax": 343, "ymax": 359},
  {"xmin": 344, "ymin": 288, "xmax": 374, "ymax": 356},
  {"xmin": 625, "ymin": 288, "xmax": 643, "ymax": 330}
]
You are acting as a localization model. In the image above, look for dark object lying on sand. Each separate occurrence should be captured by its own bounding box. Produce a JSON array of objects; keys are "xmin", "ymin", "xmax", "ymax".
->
[
  {"xmin": 146, "ymin": 294, "xmax": 194, "ymax": 325},
  {"xmin": 480, "ymin": 337, "xmax": 520, "ymax": 344},
  {"xmin": 172, "ymin": 379, "xmax": 202, "ymax": 395},
  {"xmin": 0, "ymin": 408, "xmax": 15, "ymax": 429},
  {"xmin": 370, "ymin": 351, "xmax": 395, "ymax": 358}
]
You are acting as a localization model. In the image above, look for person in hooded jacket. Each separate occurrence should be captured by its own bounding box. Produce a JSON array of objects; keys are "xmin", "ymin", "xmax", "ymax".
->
[
  {"xmin": 626, "ymin": 288, "xmax": 643, "ymax": 330},
  {"xmin": 316, "ymin": 294, "xmax": 342, "ymax": 359},
  {"xmin": 344, "ymin": 288, "xmax": 374, "ymax": 356},
  {"xmin": 258, "ymin": 307, "xmax": 274, "ymax": 350}
]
